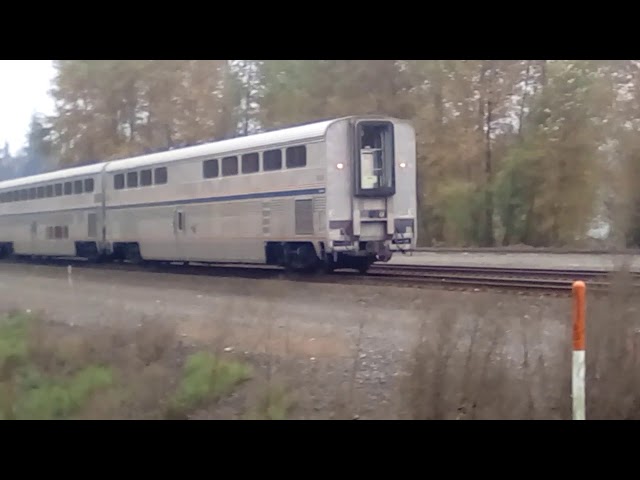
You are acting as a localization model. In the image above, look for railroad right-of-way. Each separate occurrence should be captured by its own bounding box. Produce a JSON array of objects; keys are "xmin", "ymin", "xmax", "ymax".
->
[
  {"xmin": 2, "ymin": 249, "xmax": 639, "ymax": 296},
  {"xmin": 386, "ymin": 251, "xmax": 640, "ymax": 272}
]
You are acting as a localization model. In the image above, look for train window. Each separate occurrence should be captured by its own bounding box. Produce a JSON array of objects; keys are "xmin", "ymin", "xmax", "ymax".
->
[
  {"xmin": 263, "ymin": 150, "xmax": 282, "ymax": 171},
  {"xmin": 242, "ymin": 153, "xmax": 259, "ymax": 174},
  {"xmin": 177, "ymin": 211, "xmax": 184, "ymax": 231},
  {"xmin": 64, "ymin": 182, "xmax": 73, "ymax": 195},
  {"xmin": 203, "ymin": 159, "xmax": 219, "ymax": 179},
  {"xmin": 127, "ymin": 171, "xmax": 138, "ymax": 188},
  {"xmin": 114, "ymin": 174, "xmax": 125, "ymax": 190},
  {"xmin": 74, "ymin": 180, "xmax": 83, "ymax": 194},
  {"xmin": 0, "ymin": 192, "xmax": 5, "ymax": 203},
  {"xmin": 37, "ymin": 186, "xmax": 45, "ymax": 198},
  {"xmin": 63, "ymin": 226, "xmax": 69, "ymax": 239},
  {"xmin": 46, "ymin": 226, "xmax": 53, "ymax": 239},
  {"xmin": 55, "ymin": 183, "xmax": 63, "ymax": 196},
  {"xmin": 154, "ymin": 167, "xmax": 168, "ymax": 185},
  {"xmin": 286, "ymin": 146, "xmax": 307, "ymax": 169},
  {"xmin": 222, "ymin": 156, "xmax": 238, "ymax": 176},
  {"xmin": 46, "ymin": 185, "xmax": 53, "ymax": 198},
  {"xmin": 54, "ymin": 226, "xmax": 62, "ymax": 239},
  {"xmin": 29, "ymin": 188, "xmax": 36, "ymax": 200},
  {"xmin": 20, "ymin": 189, "xmax": 28, "ymax": 201},
  {"xmin": 140, "ymin": 170, "xmax": 152, "ymax": 186},
  {"xmin": 354, "ymin": 121, "xmax": 395, "ymax": 197},
  {"xmin": 85, "ymin": 178, "xmax": 95, "ymax": 192}
]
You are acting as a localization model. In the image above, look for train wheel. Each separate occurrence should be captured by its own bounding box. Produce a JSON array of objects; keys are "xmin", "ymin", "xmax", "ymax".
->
[
  {"xmin": 125, "ymin": 244, "xmax": 144, "ymax": 264},
  {"xmin": 321, "ymin": 255, "xmax": 335, "ymax": 274},
  {"xmin": 356, "ymin": 257, "xmax": 373, "ymax": 274}
]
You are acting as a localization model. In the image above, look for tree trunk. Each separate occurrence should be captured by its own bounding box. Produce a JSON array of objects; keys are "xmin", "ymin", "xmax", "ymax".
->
[
  {"xmin": 483, "ymin": 62, "xmax": 495, "ymax": 247},
  {"xmin": 504, "ymin": 61, "xmax": 533, "ymax": 246}
]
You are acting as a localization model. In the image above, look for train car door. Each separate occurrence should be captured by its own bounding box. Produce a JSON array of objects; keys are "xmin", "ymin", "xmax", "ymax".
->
[{"xmin": 173, "ymin": 208, "xmax": 186, "ymax": 260}]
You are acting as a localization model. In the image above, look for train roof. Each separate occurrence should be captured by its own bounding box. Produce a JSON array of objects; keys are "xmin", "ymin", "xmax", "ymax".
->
[
  {"xmin": 104, "ymin": 117, "xmax": 340, "ymax": 173},
  {"xmin": 0, "ymin": 114, "xmax": 401, "ymax": 189},
  {"xmin": 0, "ymin": 162, "xmax": 107, "ymax": 190}
]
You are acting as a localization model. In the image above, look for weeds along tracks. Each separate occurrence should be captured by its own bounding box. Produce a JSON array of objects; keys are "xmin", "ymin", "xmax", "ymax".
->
[{"xmin": 1, "ymin": 256, "xmax": 638, "ymax": 296}]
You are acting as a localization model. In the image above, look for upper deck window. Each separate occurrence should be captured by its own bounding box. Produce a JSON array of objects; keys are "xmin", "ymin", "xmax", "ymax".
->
[
  {"xmin": 263, "ymin": 149, "xmax": 282, "ymax": 171},
  {"xmin": 286, "ymin": 146, "xmax": 306, "ymax": 169},
  {"xmin": 114, "ymin": 174, "xmax": 125, "ymax": 190},
  {"xmin": 203, "ymin": 159, "xmax": 219, "ymax": 179},
  {"xmin": 242, "ymin": 153, "xmax": 259, "ymax": 174},
  {"xmin": 140, "ymin": 170, "xmax": 152, "ymax": 186},
  {"xmin": 222, "ymin": 156, "xmax": 238, "ymax": 176},
  {"xmin": 154, "ymin": 167, "xmax": 168, "ymax": 185},
  {"xmin": 127, "ymin": 171, "xmax": 138, "ymax": 188}
]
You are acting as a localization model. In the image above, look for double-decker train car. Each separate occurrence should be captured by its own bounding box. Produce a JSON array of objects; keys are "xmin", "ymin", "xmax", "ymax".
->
[{"xmin": 0, "ymin": 115, "xmax": 417, "ymax": 273}]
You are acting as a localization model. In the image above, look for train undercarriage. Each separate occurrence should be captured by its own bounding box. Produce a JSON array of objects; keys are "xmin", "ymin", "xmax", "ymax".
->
[
  {"xmin": 265, "ymin": 241, "xmax": 387, "ymax": 274},
  {"xmin": 0, "ymin": 240, "xmax": 386, "ymax": 275}
]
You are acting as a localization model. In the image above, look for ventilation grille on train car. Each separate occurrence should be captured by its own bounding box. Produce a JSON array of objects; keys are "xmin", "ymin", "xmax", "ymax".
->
[
  {"xmin": 295, "ymin": 199, "xmax": 314, "ymax": 235},
  {"xmin": 262, "ymin": 201, "xmax": 271, "ymax": 236},
  {"xmin": 313, "ymin": 197, "xmax": 326, "ymax": 234}
]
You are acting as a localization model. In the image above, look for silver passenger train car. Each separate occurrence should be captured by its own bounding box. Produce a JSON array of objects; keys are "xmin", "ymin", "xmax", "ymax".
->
[{"xmin": 0, "ymin": 115, "xmax": 417, "ymax": 273}]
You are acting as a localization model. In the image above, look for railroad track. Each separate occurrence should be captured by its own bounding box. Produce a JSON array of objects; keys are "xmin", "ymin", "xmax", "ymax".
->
[
  {"xmin": 367, "ymin": 263, "xmax": 640, "ymax": 294},
  {"xmin": 1, "ymin": 256, "xmax": 637, "ymax": 295}
]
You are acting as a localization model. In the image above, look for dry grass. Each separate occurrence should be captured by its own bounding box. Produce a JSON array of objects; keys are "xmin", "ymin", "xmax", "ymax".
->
[{"xmin": 399, "ymin": 262, "xmax": 640, "ymax": 420}]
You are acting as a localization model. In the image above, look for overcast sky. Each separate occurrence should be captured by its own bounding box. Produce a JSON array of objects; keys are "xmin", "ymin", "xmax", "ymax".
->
[{"xmin": 0, "ymin": 60, "xmax": 56, "ymax": 156}]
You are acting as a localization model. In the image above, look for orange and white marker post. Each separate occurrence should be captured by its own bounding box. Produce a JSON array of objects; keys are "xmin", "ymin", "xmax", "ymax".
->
[{"xmin": 572, "ymin": 281, "xmax": 586, "ymax": 420}]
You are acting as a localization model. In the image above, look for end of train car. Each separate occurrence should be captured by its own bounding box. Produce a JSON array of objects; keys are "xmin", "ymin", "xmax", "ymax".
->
[{"xmin": 320, "ymin": 116, "xmax": 417, "ymax": 273}]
